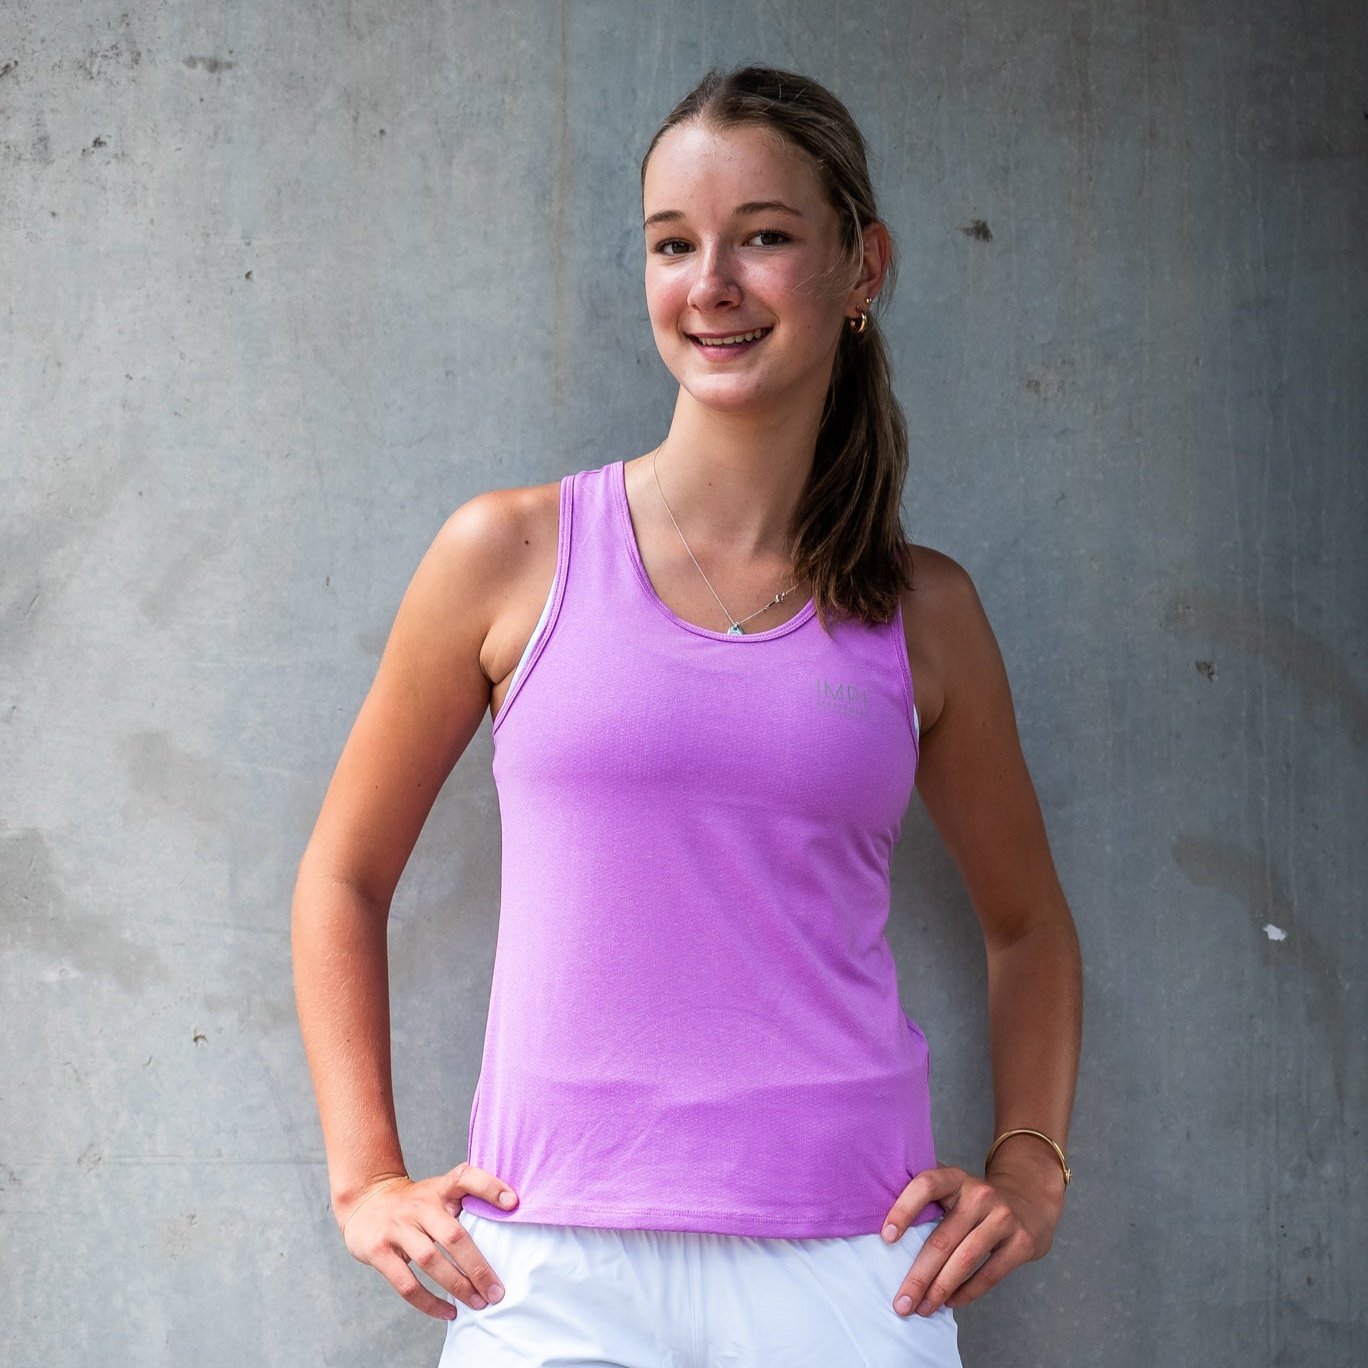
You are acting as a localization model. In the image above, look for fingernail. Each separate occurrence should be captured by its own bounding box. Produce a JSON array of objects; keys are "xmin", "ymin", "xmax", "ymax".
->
[
  {"xmin": 498, "ymin": 1190, "xmax": 516, "ymax": 1208},
  {"xmin": 882, "ymin": 1223, "xmax": 899, "ymax": 1242},
  {"xmin": 895, "ymin": 1295, "xmax": 913, "ymax": 1316},
  {"xmin": 917, "ymin": 1297, "xmax": 935, "ymax": 1316},
  {"xmin": 487, "ymin": 1282, "xmax": 505, "ymax": 1304},
  {"xmin": 470, "ymin": 1295, "xmax": 487, "ymax": 1310}
]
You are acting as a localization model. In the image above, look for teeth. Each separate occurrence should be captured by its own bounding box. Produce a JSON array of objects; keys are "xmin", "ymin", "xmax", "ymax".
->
[{"xmin": 697, "ymin": 328, "xmax": 767, "ymax": 346}]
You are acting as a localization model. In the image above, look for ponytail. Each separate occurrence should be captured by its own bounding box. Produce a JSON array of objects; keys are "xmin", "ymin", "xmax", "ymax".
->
[{"xmin": 792, "ymin": 301, "xmax": 912, "ymax": 629}]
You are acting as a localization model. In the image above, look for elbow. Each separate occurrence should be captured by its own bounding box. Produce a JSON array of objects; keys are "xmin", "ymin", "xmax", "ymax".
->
[
  {"xmin": 291, "ymin": 844, "xmax": 390, "ymax": 941},
  {"xmin": 982, "ymin": 892, "xmax": 1080, "ymax": 961}
]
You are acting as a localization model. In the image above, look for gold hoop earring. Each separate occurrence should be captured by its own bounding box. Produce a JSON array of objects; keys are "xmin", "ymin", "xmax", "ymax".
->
[{"xmin": 848, "ymin": 296, "xmax": 873, "ymax": 335}]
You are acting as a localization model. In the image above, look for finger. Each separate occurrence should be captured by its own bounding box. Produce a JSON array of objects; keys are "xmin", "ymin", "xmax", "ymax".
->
[
  {"xmin": 891, "ymin": 1206, "xmax": 980, "ymax": 1316},
  {"xmin": 902, "ymin": 1209, "xmax": 1018, "ymax": 1318},
  {"xmin": 917, "ymin": 1221, "xmax": 1006, "ymax": 1314},
  {"xmin": 426, "ymin": 1215, "xmax": 507, "ymax": 1306},
  {"xmin": 946, "ymin": 1232, "xmax": 1035, "ymax": 1310},
  {"xmin": 373, "ymin": 1249, "xmax": 459, "ymax": 1322},
  {"xmin": 403, "ymin": 1228, "xmax": 491, "ymax": 1310},
  {"xmin": 442, "ymin": 1161, "xmax": 518, "ymax": 1214},
  {"xmin": 880, "ymin": 1166, "xmax": 966, "ymax": 1243}
]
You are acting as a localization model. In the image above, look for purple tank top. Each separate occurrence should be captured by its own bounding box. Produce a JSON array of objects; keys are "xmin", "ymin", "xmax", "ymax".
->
[{"xmin": 461, "ymin": 459, "xmax": 940, "ymax": 1236}]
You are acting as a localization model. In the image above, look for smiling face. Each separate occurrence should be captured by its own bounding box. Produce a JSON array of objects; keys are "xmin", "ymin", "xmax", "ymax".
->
[{"xmin": 642, "ymin": 120, "xmax": 863, "ymax": 421}]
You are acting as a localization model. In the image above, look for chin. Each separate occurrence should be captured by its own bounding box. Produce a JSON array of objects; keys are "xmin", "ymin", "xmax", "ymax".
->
[
  {"xmin": 680, "ymin": 377, "xmax": 778, "ymax": 415},
  {"xmin": 655, "ymin": 359, "xmax": 772, "ymax": 412}
]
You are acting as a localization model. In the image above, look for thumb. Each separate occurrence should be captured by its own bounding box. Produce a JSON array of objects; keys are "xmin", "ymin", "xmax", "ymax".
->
[{"xmin": 443, "ymin": 1161, "xmax": 519, "ymax": 1211}]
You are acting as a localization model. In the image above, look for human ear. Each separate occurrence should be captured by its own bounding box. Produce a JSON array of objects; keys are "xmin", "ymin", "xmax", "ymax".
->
[{"xmin": 849, "ymin": 220, "xmax": 892, "ymax": 313}]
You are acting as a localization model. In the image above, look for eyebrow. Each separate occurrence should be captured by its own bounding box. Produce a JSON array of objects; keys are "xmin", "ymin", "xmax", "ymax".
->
[{"xmin": 642, "ymin": 200, "xmax": 807, "ymax": 230}]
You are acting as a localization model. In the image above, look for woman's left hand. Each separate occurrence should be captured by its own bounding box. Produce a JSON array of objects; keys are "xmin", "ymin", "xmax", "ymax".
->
[{"xmin": 880, "ymin": 1157, "xmax": 1065, "ymax": 1319}]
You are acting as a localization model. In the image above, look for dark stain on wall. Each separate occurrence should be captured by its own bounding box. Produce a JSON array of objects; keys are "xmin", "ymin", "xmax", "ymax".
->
[
  {"xmin": 1172, "ymin": 834, "xmax": 1353, "ymax": 1116},
  {"xmin": 121, "ymin": 730, "xmax": 232, "ymax": 828},
  {"xmin": 0, "ymin": 828, "xmax": 168, "ymax": 992},
  {"xmin": 0, "ymin": 450, "xmax": 132, "ymax": 658},
  {"xmin": 1172, "ymin": 833, "xmax": 1292, "ymax": 929},
  {"xmin": 183, "ymin": 55, "xmax": 235, "ymax": 74},
  {"xmin": 1164, "ymin": 593, "xmax": 1368, "ymax": 746},
  {"xmin": 139, "ymin": 534, "xmax": 228, "ymax": 629},
  {"xmin": 74, "ymin": 41, "xmax": 141, "ymax": 81}
]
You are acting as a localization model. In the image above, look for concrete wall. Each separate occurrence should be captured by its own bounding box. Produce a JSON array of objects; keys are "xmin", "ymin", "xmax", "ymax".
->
[{"xmin": 3, "ymin": 1, "xmax": 1364, "ymax": 1363}]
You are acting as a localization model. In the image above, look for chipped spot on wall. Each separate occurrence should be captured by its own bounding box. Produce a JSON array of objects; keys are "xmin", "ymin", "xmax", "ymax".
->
[{"xmin": 163, "ymin": 1209, "xmax": 201, "ymax": 1257}]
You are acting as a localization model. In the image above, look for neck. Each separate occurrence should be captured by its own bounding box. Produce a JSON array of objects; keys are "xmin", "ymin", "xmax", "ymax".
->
[{"xmin": 654, "ymin": 388, "xmax": 824, "ymax": 556}]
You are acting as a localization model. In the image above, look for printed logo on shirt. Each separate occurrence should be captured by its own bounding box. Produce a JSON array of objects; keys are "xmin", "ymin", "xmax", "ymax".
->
[{"xmin": 816, "ymin": 679, "xmax": 867, "ymax": 716}]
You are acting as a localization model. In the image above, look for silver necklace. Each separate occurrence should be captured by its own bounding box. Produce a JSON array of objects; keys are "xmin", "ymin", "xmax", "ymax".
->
[{"xmin": 650, "ymin": 446, "xmax": 800, "ymax": 636}]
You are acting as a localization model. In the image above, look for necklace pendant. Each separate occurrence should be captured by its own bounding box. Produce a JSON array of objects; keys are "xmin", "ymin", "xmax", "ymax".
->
[{"xmin": 726, "ymin": 622, "xmax": 745, "ymax": 636}]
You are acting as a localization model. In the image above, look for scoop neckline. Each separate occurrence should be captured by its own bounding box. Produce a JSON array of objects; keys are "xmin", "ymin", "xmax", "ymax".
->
[{"xmin": 611, "ymin": 458, "xmax": 817, "ymax": 643}]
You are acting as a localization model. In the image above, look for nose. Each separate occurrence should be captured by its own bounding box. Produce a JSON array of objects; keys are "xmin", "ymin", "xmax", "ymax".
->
[{"xmin": 686, "ymin": 242, "xmax": 741, "ymax": 313}]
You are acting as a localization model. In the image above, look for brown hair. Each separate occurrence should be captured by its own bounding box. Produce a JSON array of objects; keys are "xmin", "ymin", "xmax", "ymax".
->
[{"xmin": 642, "ymin": 65, "xmax": 913, "ymax": 628}]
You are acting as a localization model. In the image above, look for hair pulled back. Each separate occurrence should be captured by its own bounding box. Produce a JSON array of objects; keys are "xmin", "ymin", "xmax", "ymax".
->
[{"xmin": 642, "ymin": 65, "xmax": 913, "ymax": 628}]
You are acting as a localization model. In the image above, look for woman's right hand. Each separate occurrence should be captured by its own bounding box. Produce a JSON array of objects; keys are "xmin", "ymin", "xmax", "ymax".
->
[{"xmin": 338, "ymin": 1162, "xmax": 520, "ymax": 1321}]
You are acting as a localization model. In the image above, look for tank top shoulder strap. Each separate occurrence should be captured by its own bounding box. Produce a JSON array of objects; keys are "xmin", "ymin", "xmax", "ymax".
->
[{"xmin": 490, "ymin": 461, "xmax": 627, "ymax": 740}]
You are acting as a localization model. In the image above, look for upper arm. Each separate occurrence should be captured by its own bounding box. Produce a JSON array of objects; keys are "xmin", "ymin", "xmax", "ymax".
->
[
  {"xmin": 297, "ymin": 486, "xmax": 544, "ymax": 907},
  {"xmin": 902, "ymin": 550, "xmax": 1070, "ymax": 948}
]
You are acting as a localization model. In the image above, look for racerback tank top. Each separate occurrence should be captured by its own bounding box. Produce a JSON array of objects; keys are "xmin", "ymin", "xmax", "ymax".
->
[{"xmin": 461, "ymin": 459, "xmax": 940, "ymax": 1236}]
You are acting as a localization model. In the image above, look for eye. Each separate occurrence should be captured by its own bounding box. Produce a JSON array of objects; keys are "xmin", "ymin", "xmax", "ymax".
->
[
  {"xmin": 747, "ymin": 229, "xmax": 791, "ymax": 247},
  {"xmin": 651, "ymin": 238, "xmax": 692, "ymax": 257}
]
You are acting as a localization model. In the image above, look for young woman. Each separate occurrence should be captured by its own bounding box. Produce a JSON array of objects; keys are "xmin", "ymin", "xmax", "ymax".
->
[{"xmin": 293, "ymin": 65, "xmax": 1082, "ymax": 1367}]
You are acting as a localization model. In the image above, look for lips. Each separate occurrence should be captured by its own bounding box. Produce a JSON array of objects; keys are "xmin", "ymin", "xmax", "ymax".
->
[{"xmin": 688, "ymin": 326, "xmax": 773, "ymax": 348}]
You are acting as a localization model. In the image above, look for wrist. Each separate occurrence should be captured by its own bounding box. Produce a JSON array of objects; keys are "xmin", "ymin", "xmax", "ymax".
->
[
  {"xmin": 984, "ymin": 1131, "xmax": 1070, "ymax": 1214},
  {"xmin": 332, "ymin": 1169, "xmax": 409, "ymax": 1231}
]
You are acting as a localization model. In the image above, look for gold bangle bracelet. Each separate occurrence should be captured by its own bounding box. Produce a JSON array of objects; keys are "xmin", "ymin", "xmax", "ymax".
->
[{"xmin": 984, "ymin": 1128, "xmax": 1072, "ymax": 1187}]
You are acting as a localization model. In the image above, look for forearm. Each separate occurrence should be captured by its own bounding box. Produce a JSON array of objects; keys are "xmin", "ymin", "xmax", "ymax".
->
[
  {"xmin": 884, "ymin": 906, "xmax": 1082, "ymax": 1314},
  {"xmin": 983, "ymin": 908, "xmax": 1082, "ymax": 1205},
  {"xmin": 291, "ymin": 860, "xmax": 408, "ymax": 1221}
]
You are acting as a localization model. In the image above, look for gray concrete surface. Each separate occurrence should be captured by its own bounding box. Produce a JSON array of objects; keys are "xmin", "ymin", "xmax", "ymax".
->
[{"xmin": 3, "ymin": 1, "xmax": 1365, "ymax": 1364}]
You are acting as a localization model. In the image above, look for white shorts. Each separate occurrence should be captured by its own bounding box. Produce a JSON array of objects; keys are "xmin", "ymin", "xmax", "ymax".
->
[{"xmin": 438, "ymin": 1208, "xmax": 961, "ymax": 1367}]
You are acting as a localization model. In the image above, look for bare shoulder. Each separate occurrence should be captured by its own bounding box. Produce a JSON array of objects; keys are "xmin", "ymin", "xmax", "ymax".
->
[
  {"xmin": 376, "ymin": 477, "xmax": 561, "ymax": 699},
  {"xmin": 899, "ymin": 544, "xmax": 1000, "ymax": 733},
  {"xmin": 430, "ymin": 478, "xmax": 561, "ymax": 588},
  {"xmin": 902, "ymin": 544, "xmax": 984, "ymax": 616},
  {"xmin": 422, "ymin": 479, "xmax": 562, "ymax": 702}
]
